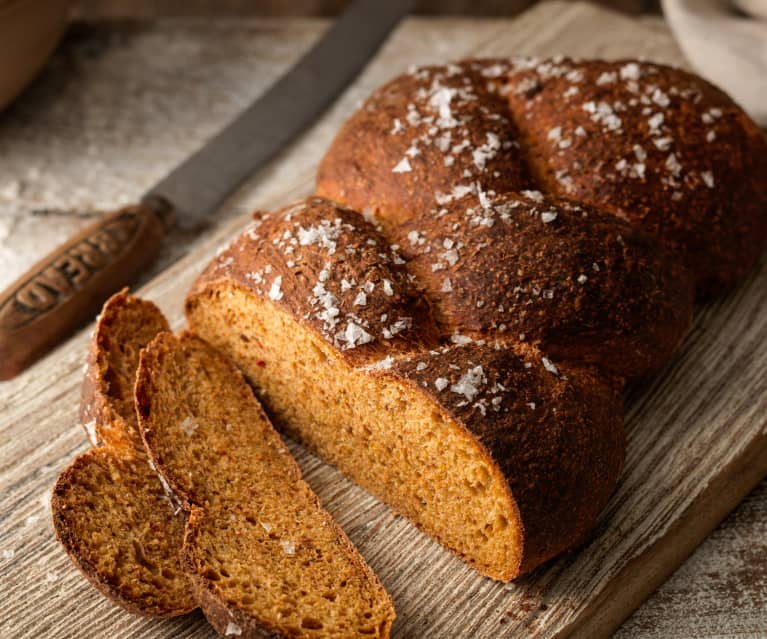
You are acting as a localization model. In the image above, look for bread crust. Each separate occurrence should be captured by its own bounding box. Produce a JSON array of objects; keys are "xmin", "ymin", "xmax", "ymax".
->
[
  {"xmin": 385, "ymin": 341, "xmax": 624, "ymax": 574},
  {"xmin": 187, "ymin": 197, "xmax": 625, "ymax": 579},
  {"xmin": 317, "ymin": 60, "xmax": 534, "ymax": 231},
  {"xmin": 317, "ymin": 57, "xmax": 767, "ymax": 296},
  {"xmin": 79, "ymin": 288, "xmax": 170, "ymax": 450},
  {"xmin": 52, "ymin": 289, "xmax": 195, "ymax": 618},
  {"xmin": 503, "ymin": 57, "xmax": 767, "ymax": 295},
  {"xmin": 391, "ymin": 191, "xmax": 693, "ymax": 380},
  {"xmin": 189, "ymin": 197, "xmax": 441, "ymax": 368}
]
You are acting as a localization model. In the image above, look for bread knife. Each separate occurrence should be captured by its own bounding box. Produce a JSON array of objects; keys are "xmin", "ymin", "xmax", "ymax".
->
[{"xmin": 0, "ymin": 0, "xmax": 413, "ymax": 380}]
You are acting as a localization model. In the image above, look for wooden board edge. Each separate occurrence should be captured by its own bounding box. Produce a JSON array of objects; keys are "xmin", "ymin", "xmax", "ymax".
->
[{"xmin": 558, "ymin": 428, "xmax": 767, "ymax": 639}]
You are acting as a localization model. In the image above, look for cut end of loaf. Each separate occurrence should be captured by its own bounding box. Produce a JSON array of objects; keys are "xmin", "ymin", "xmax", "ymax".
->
[
  {"xmin": 187, "ymin": 284, "xmax": 529, "ymax": 581},
  {"xmin": 136, "ymin": 331, "xmax": 396, "ymax": 638}
]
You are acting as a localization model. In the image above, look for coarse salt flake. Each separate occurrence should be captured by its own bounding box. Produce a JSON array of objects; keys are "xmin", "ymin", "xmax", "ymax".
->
[
  {"xmin": 180, "ymin": 416, "xmax": 198, "ymax": 437},
  {"xmin": 450, "ymin": 366, "xmax": 487, "ymax": 401},
  {"xmin": 268, "ymin": 276, "xmax": 284, "ymax": 301},
  {"xmin": 435, "ymin": 377, "xmax": 449, "ymax": 391},
  {"xmin": 541, "ymin": 211, "xmax": 558, "ymax": 224},
  {"xmin": 281, "ymin": 540, "xmax": 296, "ymax": 555},
  {"xmin": 541, "ymin": 357, "xmax": 559, "ymax": 375},
  {"xmin": 353, "ymin": 291, "xmax": 367, "ymax": 306},
  {"xmin": 392, "ymin": 158, "xmax": 412, "ymax": 173}
]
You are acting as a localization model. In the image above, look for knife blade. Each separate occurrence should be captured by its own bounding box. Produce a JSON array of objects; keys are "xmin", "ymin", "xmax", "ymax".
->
[{"xmin": 0, "ymin": 0, "xmax": 413, "ymax": 380}]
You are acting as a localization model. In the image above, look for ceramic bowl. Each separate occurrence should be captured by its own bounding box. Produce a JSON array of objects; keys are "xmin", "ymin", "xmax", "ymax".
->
[{"xmin": 0, "ymin": 0, "xmax": 70, "ymax": 112}]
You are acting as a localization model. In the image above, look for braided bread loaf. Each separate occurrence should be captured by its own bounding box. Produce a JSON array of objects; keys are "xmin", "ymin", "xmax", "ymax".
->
[
  {"xmin": 317, "ymin": 58, "xmax": 767, "ymax": 297},
  {"xmin": 187, "ymin": 58, "xmax": 766, "ymax": 580}
]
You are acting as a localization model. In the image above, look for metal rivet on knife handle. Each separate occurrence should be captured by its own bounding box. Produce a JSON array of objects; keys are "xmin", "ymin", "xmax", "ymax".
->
[{"xmin": 0, "ymin": 200, "xmax": 171, "ymax": 380}]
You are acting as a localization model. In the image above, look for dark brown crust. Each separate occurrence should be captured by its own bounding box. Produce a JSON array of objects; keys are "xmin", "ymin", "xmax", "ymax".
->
[
  {"xmin": 190, "ymin": 198, "xmax": 440, "ymax": 368},
  {"xmin": 135, "ymin": 331, "xmax": 396, "ymax": 639},
  {"xmin": 52, "ymin": 289, "xmax": 195, "ymax": 618},
  {"xmin": 392, "ymin": 191, "xmax": 694, "ymax": 380},
  {"xmin": 317, "ymin": 60, "xmax": 535, "ymax": 231},
  {"xmin": 318, "ymin": 57, "xmax": 767, "ymax": 297},
  {"xmin": 503, "ymin": 57, "xmax": 767, "ymax": 296},
  {"xmin": 383, "ymin": 342, "xmax": 624, "ymax": 574}
]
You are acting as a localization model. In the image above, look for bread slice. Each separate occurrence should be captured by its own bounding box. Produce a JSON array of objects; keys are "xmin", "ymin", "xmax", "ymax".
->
[
  {"xmin": 135, "ymin": 331, "xmax": 396, "ymax": 639},
  {"xmin": 52, "ymin": 290, "xmax": 195, "ymax": 617},
  {"xmin": 186, "ymin": 199, "xmax": 625, "ymax": 579}
]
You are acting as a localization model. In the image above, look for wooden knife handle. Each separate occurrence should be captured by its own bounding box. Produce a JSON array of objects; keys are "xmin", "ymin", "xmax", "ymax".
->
[{"xmin": 0, "ymin": 198, "xmax": 173, "ymax": 380}]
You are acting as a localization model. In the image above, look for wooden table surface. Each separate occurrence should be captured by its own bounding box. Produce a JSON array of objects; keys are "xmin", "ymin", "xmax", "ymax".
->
[{"xmin": 1, "ymin": 4, "xmax": 765, "ymax": 637}]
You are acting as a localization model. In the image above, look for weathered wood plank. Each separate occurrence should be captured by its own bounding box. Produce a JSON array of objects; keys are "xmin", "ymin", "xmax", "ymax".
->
[{"xmin": 1, "ymin": 3, "xmax": 766, "ymax": 638}]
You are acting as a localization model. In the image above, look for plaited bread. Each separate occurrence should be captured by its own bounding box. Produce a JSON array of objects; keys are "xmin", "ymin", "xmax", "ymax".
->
[
  {"xmin": 391, "ymin": 190, "xmax": 693, "ymax": 380},
  {"xmin": 317, "ymin": 59, "xmax": 534, "ymax": 233},
  {"xmin": 317, "ymin": 58, "xmax": 767, "ymax": 296},
  {"xmin": 135, "ymin": 331, "xmax": 396, "ymax": 638},
  {"xmin": 186, "ymin": 197, "xmax": 625, "ymax": 580},
  {"xmin": 503, "ymin": 57, "xmax": 767, "ymax": 295},
  {"xmin": 52, "ymin": 290, "xmax": 195, "ymax": 617}
]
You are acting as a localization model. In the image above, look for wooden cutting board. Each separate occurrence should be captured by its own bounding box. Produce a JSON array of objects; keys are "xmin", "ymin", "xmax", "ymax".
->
[{"xmin": 2, "ymin": 3, "xmax": 767, "ymax": 638}]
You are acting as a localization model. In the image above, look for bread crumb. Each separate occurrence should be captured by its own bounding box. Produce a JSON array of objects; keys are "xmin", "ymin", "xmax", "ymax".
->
[{"xmin": 225, "ymin": 622, "xmax": 243, "ymax": 636}]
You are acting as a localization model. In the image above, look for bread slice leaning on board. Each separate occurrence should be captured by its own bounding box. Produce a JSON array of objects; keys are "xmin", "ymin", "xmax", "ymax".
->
[
  {"xmin": 135, "ymin": 331, "xmax": 396, "ymax": 639},
  {"xmin": 52, "ymin": 290, "xmax": 195, "ymax": 617},
  {"xmin": 52, "ymin": 291, "xmax": 395, "ymax": 638}
]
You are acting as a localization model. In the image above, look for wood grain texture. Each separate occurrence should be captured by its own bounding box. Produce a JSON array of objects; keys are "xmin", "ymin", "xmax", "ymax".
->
[{"xmin": 1, "ymin": 3, "xmax": 766, "ymax": 638}]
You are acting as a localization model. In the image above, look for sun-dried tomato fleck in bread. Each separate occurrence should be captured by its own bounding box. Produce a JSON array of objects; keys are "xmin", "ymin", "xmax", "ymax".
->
[
  {"xmin": 391, "ymin": 190, "xmax": 693, "ymax": 380},
  {"xmin": 504, "ymin": 57, "xmax": 767, "ymax": 295},
  {"xmin": 52, "ymin": 290, "xmax": 195, "ymax": 618},
  {"xmin": 135, "ymin": 331, "xmax": 396, "ymax": 638},
  {"xmin": 185, "ymin": 198, "xmax": 625, "ymax": 579}
]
